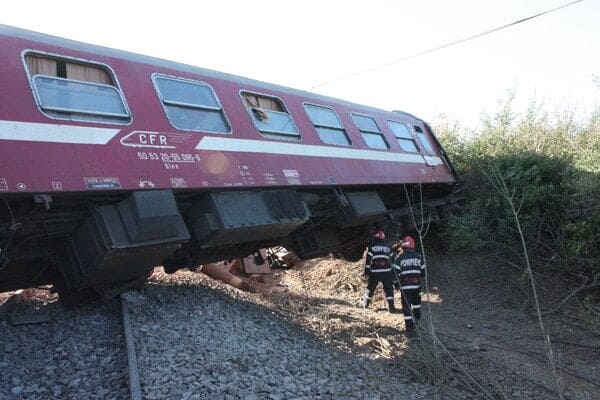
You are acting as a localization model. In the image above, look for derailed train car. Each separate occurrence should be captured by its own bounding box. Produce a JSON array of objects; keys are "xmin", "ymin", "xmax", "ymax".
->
[{"xmin": 0, "ymin": 24, "xmax": 458, "ymax": 299}]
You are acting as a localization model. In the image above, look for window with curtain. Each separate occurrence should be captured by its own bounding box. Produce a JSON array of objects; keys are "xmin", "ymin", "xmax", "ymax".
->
[
  {"xmin": 351, "ymin": 113, "xmax": 389, "ymax": 150},
  {"xmin": 26, "ymin": 54, "xmax": 113, "ymax": 84},
  {"xmin": 25, "ymin": 53, "xmax": 130, "ymax": 124},
  {"xmin": 387, "ymin": 121, "xmax": 419, "ymax": 153},
  {"xmin": 153, "ymin": 75, "xmax": 230, "ymax": 133},
  {"xmin": 304, "ymin": 104, "xmax": 351, "ymax": 146},
  {"xmin": 241, "ymin": 92, "xmax": 300, "ymax": 140}
]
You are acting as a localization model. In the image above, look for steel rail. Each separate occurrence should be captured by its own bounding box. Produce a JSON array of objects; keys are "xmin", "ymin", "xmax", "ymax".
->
[{"xmin": 121, "ymin": 294, "xmax": 142, "ymax": 400}]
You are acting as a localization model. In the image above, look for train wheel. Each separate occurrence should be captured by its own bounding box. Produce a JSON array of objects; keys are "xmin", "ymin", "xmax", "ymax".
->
[
  {"xmin": 53, "ymin": 282, "xmax": 102, "ymax": 307},
  {"xmin": 338, "ymin": 245, "xmax": 366, "ymax": 262},
  {"xmin": 93, "ymin": 268, "xmax": 153, "ymax": 298}
]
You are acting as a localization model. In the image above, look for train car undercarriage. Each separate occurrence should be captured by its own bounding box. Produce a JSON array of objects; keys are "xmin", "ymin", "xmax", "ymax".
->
[{"xmin": 0, "ymin": 184, "xmax": 457, "ymax": 300}]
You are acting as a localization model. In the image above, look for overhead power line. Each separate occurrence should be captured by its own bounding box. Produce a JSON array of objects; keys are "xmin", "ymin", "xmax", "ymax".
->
[{"xmin": 308, "ymin": 0, "xmax": 585, "ymax": 90}]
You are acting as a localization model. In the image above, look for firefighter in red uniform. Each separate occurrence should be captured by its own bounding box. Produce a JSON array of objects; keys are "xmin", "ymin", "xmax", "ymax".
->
[
  {"xmin": 359, "ymin": 230, "xmax": 397, "ymax": 313},
  {"xmin": 392, "ymin": 236, "xmax": 425, "ymax": 332}
]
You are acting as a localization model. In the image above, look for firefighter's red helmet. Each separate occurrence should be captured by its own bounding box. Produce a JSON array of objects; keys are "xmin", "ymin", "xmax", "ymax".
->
[
  {"xmin": 374, "ymin": 230, "xmax": 385, "ymax": 240},
  {"xmin": 402, "ymin": 236, "xmax": 416, "ymax": 249}
]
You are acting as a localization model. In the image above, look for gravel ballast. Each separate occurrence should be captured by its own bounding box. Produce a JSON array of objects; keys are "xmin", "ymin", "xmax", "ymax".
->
[
  {"xmin": 0, "ymin": 296, "xmax": 128, "ymax": 400},
  {"xmin": 125, "ymin": 281, "xmax": 433, "ymax": 400}
]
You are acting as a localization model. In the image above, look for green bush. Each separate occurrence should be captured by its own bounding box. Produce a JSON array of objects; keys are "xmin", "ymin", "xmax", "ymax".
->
[{"xmin": 435, "ymin": 98, "xmax": 600, "ymax": 275}]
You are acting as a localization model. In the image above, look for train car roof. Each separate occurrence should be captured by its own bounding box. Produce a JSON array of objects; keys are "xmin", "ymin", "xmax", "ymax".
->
[{"xmin": 0, "ymin": 24, "xmax": 421, "ymax": 122}]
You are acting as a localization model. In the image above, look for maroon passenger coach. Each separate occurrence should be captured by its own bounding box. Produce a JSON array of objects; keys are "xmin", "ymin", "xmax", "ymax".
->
[{"xmin": 0, "ymin": 24, "xmax": 458, "ymax": 299}]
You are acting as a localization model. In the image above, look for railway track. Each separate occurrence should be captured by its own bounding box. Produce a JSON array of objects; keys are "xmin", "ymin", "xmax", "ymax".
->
[{"xmin": 121, "ymin": 294, "xmax": 142, "ymax": 400}]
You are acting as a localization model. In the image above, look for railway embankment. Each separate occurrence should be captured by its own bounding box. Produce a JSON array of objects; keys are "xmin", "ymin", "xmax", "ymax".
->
[
  {"xmin": 1, "ymin": 252, "xmax": 598, "ymax": 399},
  {"xmin": 123, "ymin": 275, "xmax": 438, "ymax": 400}
]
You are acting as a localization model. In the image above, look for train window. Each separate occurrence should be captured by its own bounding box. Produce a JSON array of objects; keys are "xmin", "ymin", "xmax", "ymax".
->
[
  {"xmin": 351, "ymin": 113, "xmax": 389, "ymax": 150},
  {"xmin": 387, "ymin": 121, "xmax": 419, "ymax": 153},
  {"xmin": 414, "ymin": 125, "xmax": 435, "ymax": 154},
  {"xmin": 25, "ymin": 53, "xmax": 130, "ymax": 124},
  {"xmin": 304, "ymin": 104, "xmax": 351, "ymax": 146},
  {"xmin": 153, "ymin": 75, "xmax": 230, "ymax": 133},
  {"xmin": 241, "ymin": 92, "xmax": 300, "ymax": 140}
]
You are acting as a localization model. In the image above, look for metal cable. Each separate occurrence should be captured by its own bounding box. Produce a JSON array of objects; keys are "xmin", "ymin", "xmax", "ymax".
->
[{"xmin": 309, "ymin": 0, "xmax": 586, "ymax": 90}]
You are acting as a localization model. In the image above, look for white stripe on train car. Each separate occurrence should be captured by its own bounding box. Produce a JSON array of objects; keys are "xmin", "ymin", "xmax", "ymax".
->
[
  {"xmin": 196, "ymin": 137, "xmax": 443, "ymax": 164},
  {"xmin": 0, "ymin": 120, "xmax": 120, "ymax": 144},
  {"xmin": 424, "ymin": 156, "xmax": 444, "ymax": 166}
]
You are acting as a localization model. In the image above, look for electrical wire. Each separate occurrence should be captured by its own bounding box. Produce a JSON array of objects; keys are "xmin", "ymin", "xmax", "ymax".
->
[
  {"xmin": 3, "ymin": 198, "xmax": 16, "ymax": 227},
  {"xmin": 308, "ymin": 0, "xmax": 586, "ymax": 90},
  {"xmin": 1, "ymin": 199, "xmax": 22, "ymax": 266}
]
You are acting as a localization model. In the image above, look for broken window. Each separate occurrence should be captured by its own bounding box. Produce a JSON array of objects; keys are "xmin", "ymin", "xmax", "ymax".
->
[{"xmin": 241, "ymin": 92, "xmax": 299, "ymax": 140}]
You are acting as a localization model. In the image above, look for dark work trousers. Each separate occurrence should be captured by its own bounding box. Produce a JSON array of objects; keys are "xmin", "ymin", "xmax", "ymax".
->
[
  {"xmin": 400, "ymin": 288, "xmax": 421, "ymax": 330},
  {"xmin": 363, "ymin": 271, "xmax": 396, "ymax": 311}
]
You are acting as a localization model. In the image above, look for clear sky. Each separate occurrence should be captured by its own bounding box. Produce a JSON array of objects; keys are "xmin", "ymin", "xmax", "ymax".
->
[{"xmin": 2, "ymin": 0, "xmax": 598, "ymax": 127}]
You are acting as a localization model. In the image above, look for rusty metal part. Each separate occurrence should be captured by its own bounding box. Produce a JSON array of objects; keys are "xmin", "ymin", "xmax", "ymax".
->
[
  {"xmin": 280, "ymin": 250, "xmax": 300, "ymax": 268},
  {"xmin": 242, "ymin": 249, "xmax": 271, "ymax": 275},
  {"xmin": 200, "ymin": 261, "xmax": 254, "ymax": 292}
]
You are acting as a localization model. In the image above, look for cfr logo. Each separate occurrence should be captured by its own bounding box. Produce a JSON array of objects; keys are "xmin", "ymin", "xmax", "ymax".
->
[
  {"xmin": 138, "ymin": 133, "xmax": 167, "ymax": 146},
  {"xmin": 120, "ymin": 131, "xmax": 176, "ymax": 149}
]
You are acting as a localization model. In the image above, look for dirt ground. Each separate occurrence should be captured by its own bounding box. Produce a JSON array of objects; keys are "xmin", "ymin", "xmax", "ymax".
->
[{"xmin": 189, "ymin": 251, "xmax": 600, "ymax": 400}]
